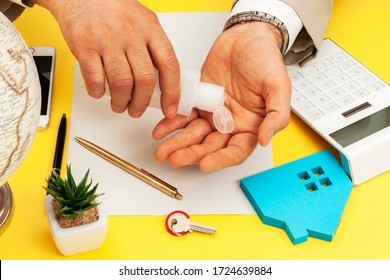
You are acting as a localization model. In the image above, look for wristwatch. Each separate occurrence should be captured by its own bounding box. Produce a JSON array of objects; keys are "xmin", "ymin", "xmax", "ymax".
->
[
  {"xmin": 9, "ymin": 0, "xmax": 33, "ymax": 8},
  {"xmin": 223, "ymin": 10, "xmax": 289, "ymax": 55}
]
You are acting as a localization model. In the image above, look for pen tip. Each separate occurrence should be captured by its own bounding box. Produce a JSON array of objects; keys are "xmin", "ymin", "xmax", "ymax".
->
[{"xmin": 175, "ymin": 193, "xmax": 183, "ymax": 200}]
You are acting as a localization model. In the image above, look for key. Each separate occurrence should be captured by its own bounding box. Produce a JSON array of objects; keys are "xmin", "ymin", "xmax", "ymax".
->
[{"xmin": 165, "ymin": 210, "xmax": 217, "ymax": 236}]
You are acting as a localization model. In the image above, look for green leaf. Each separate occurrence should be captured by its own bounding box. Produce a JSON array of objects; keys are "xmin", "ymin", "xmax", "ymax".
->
[
  {"xmin": 75, "ymin": 169, "xmax": 90, "ymax": 194},
  {"xmin": 66, "ymin": 165, "xmax": 77, "ymax": 193},
  {"xmin": 76, "ymin": 180, "xmax": 93, "ymax": 200},
  {"xmin": 44, "ymin": 164, "xmax": 104, "ymax": 217}
]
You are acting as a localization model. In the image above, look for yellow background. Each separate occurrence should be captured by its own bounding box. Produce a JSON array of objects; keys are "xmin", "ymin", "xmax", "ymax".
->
[{"xmin": 1, "ymin": 0, "xmax": 389, "ymax": 259}]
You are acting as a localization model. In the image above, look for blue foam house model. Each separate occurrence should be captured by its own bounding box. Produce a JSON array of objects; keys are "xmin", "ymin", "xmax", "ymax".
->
[{"xmin": 240, "ymin": 150, "xmax": 353, "ymax": 245}]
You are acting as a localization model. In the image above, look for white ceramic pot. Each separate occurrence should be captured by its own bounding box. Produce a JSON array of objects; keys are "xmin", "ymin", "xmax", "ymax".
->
[{"xmin": 44, "ymin": 195, "xmax": 107, "ymax": 256}]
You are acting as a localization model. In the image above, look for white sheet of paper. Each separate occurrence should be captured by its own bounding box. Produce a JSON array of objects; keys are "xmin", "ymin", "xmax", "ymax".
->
[{"xmin": 67, "ymin": 12, "xmax": 273, "ymax": 215}]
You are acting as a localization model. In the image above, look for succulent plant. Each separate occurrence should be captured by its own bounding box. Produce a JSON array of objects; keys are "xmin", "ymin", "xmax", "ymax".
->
[{"xmin": 44, "ymin": 165, "xmax": 104, "ymax": 218}]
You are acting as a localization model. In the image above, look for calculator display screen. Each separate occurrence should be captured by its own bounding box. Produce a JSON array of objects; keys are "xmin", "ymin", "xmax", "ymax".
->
[{"xmin": 330, "ymin": 106, "xmax": 390, "ymax": 147}]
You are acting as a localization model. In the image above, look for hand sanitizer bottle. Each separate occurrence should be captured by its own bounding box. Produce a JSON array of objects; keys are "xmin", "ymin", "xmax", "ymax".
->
[
  {"xmin": 150, "ymin": 68, "xmax": 234, "ymax": 134},
  {"xmin": 80, "ymin": 67, "xmax": 234, "ymax": 133}
]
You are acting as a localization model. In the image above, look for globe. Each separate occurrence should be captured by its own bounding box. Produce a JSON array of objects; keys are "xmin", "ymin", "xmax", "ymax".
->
[{"xmin": 0, "ymin": 12, "xmax": 41, "ymax": 234}]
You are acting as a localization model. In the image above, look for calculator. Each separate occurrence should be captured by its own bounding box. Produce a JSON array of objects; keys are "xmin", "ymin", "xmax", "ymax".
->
[{"xmin": 286, "ymin": 38, "xmax": 390, "ymax": 185}]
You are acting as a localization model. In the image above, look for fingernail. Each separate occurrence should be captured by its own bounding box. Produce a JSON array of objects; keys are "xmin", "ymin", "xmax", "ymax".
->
[{"xmin": 130, "ymin": 111, "xmax": 143, "ymax": 118}]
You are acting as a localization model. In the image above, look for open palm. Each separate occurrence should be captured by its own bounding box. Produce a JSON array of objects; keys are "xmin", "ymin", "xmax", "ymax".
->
[{"xmin": 153, "ymin": 22, "xmax": 291, "ymax": 171}]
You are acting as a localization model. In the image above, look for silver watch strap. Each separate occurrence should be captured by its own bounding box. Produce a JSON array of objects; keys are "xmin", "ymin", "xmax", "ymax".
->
[{"xmin": 223, "ymin": 10, "xmax": 289, "ymax": 55}]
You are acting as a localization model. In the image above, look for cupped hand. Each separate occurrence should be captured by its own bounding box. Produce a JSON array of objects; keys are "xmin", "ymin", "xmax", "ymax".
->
[
  {"xmin": 44, "ymin": 0, "xmax": 180, "ymax": 118},
  {"xmin": 153, "ymin": 22, "xmax": 291, "ymax": 171}
]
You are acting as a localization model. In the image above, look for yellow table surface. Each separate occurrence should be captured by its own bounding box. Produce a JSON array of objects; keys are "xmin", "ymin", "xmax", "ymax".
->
[{"xmin": 1, "ymin": 0, "xmax": 389, "ymax": 260}]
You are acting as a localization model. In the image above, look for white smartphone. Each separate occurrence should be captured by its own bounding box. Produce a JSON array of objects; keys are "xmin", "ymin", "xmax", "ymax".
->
[{"xmin": 29, "ymin": 46, "xmax": 56, "ymax": 130}]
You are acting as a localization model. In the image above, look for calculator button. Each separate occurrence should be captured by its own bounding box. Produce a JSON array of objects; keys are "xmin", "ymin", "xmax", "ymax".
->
[
  {"xmin": 302, "ymin": 65, "xmax": 319, "ymax": 75},
  {"xmin": 367, "ymin": 81, "xmax": 386, "ymax": 92},
  {"xmin": 352, "ymin": 88, "xmax": 370, "ymax": 99},
  {"xmin": 319, "ymin": 80, "xmax": 337, "ymax": 91},
  {"xmin": 331, "ymin": 52, "xmax": 348, "ymax": 63},
  {"xmin": 357, "ymin": 73, "xmax": 376, "ymax": 85},
  {"xmin": 343, "ymin": 80, "xmax": 361, "ymax": 91},
  {"xmin": 298, "ymin": 101, "xmax": 316, "ymax": 113},
  {"xmin": 289, "ymin": 71, "xmax": 304, "ymax": 82},
  {"xmin": 337, "ymin": 94, "xmax": 355, "ymax": 107},
  {"xmin": 328, "ymin": 87, "xmax": 346, "ymax": 99},
  {"xmin": 291, "ymin": 93, "xmax": 306, "ymax": 105},
  {"xmin": 322, "ymin": 102, "xmax": 340, "ymax": 113},
  {"xmin": 339, "ymin": 59, "xmax": 357, "ymax": 70},
  {"xmin": 316, "ymin": 58, "xmax": 333, "ymax": 70},
  {"xmin": 324, "ymin": 65, "xmax": 343, "ymax": 77},
  {"xmin": 309, "ymin": 72, "xmax": 328, "ymax": 83},
  {"xmin": 312, "ymin": 94, "xmax": 331, "ymax": 106},
  {"xmin": 295, "ymin": 78, "xmax": 313, "ymax": 91},
  {"xmin": 303, "ymin": 86, "xmax": 321, "ymax": 99},
  {"xmin": 334, "ymin": 73, "xmax": 352, "ymax": 84},
  {"xmin": 348, "ymin": 66, "xmax": 366, "ymax": 78},
  {"xmin": 307, "ymin": 109, "xmax": 325, "ymax": 121}
]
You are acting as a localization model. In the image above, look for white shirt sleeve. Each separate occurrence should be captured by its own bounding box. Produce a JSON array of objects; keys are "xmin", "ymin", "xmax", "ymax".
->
[
  {"xmin": 9, "ymin": 0, "xmax": 33, "ymax": 8},
  {"xmin": 229, "ymin": 0, "xmax": 303, "ymax": 52}
]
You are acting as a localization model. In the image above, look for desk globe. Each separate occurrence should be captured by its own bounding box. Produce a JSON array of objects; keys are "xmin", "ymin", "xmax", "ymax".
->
[{"xmin": 0, "ymin": 12, "xmax": 41, "ymax": 235}]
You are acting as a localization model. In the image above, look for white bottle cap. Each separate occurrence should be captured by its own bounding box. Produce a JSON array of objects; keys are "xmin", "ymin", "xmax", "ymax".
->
[{"xmin": 212, "ymin": 106, "xmax": 234, "ymax": 134}]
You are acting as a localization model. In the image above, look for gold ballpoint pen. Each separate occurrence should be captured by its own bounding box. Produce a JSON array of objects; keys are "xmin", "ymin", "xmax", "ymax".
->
[{"xmin": 75, "ymin": 137, "xmax": 183, "ymax": 200}]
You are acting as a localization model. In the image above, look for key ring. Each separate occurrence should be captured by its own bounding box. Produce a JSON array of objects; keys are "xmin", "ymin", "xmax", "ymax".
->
[{"xmin": 165, "ymin": 210, "xmax": 190, "ymax": 236}]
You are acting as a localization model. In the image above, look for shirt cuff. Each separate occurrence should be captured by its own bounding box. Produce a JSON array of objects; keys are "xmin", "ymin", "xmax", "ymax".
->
[
  {"xmin": 230, "ymin": 0, "xmax": 302, "ymax": 52},
  {"xmin": 9, "ymin": 0, "xmax": 33, "ymax": 8}
]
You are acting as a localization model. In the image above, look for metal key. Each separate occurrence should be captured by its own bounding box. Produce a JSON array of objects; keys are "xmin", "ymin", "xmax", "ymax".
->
[{"xmin": 165, "ymin": 210, "xmax": 217, "ymax": 236}]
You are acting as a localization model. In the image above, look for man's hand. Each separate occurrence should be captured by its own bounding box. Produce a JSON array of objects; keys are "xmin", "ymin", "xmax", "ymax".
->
[
  {"xmin": 153, "ymin": 22, "xmax": 291, "ymax": 171},
  {"xmin": 36, "ymin": 0, "xmax": 180, "ymax": 118}
]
